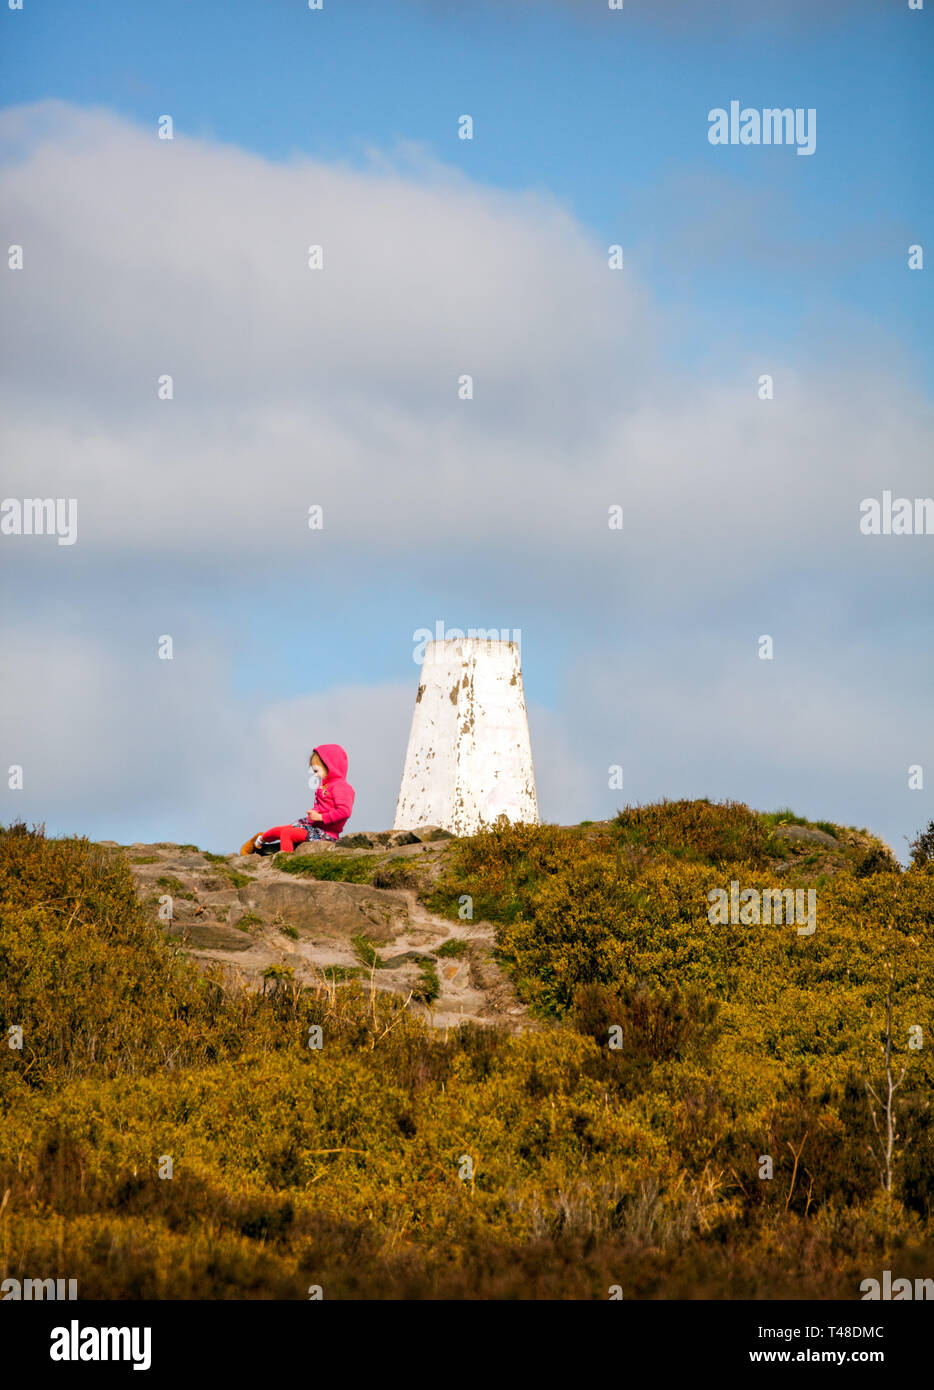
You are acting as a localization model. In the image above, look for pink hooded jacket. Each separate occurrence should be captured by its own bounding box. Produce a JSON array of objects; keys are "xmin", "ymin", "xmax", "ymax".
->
[{"xmin": 309, "ymin": 744, "xmax": 355, "ymax": 837}]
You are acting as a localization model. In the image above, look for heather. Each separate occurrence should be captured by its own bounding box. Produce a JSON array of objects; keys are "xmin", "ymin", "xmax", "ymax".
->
[{"xmin": 1, "ymin": 804, "xmax": 932, "ymax": 1299}]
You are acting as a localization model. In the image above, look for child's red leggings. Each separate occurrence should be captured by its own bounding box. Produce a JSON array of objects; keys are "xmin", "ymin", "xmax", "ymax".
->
[{"xmin": 261, "ymin": 824, "xmax": 309, "ymax": 853}]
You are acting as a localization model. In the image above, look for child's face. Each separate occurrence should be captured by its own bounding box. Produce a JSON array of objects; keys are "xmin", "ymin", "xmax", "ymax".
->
[{"xmin": 310, "ymin": 754, "xmax": 327, "ymax": 779}]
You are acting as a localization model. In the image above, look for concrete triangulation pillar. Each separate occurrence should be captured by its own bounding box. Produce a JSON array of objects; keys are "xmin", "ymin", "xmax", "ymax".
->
[{"xmin": 394, "ymin": 637, "xmax": 539, "ymax": 837}]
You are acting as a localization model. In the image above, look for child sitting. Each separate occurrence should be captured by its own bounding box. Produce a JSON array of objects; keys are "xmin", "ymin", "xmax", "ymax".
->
[{"xmin": 241, "ymin": 743, "xmax": 355, "ymax": 856}]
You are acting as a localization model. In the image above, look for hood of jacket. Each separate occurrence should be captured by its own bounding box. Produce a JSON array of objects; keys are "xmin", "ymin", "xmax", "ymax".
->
[{"xmin": 313, "ymin": 743, "xmax": 349, "ymax": 782}]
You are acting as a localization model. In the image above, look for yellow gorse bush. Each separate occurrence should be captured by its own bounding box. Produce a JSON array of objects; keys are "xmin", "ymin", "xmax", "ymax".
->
[{"xmin": 1, "ymin": 806, "xmax": 932, "ymax": 1298}]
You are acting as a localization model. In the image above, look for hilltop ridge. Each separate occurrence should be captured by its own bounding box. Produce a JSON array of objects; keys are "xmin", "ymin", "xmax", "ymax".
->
[
  {"xmin": 2, "ymin": 799, "xmax": 931, "ymax": 1299},
  {"xmin": 108, "ymin": 825, "xmax": 528, "ymax": 1032},
  {"xmin": 105, "ymin": 802, "xmax": 901, "ymax": 1030}
]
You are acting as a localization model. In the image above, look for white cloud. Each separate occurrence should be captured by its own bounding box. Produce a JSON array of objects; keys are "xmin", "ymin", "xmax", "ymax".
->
[
  {"xmin": 1, "ymin": 101, "xmax": 931, "ymax": 857},
  {"xmin": 1, "ymin": 100, "xmax": 930, "ymax": 609}
]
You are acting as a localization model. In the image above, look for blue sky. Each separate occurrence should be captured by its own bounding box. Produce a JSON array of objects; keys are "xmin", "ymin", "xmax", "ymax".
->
[
  {"xmin": 5, "ymin": 0, "xmax": 931, "ymax": 380},
  {"xmin": 1, "ymin": 0, "xmax": 932, "ymax": 857}
]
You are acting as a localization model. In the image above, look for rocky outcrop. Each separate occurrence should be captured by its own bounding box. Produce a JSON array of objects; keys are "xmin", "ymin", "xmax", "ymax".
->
[
  {"xmin": 335, "ymin": 825, "xmax": 453, "ymax": 850},
  {"xmin": 772, "ymin": 823, "xmax": 840, "ymax": 849},
  {"xmin": 117, "ymin": 833, "xmax": 529, "ymax": 1033}
]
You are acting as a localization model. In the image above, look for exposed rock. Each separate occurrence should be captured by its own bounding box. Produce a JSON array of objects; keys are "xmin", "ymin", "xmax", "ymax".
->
[
  {"xmin": 772, "ymin": 823, "xmax": 839, "ymax": 849},
  {"xmin": 236, "ymin": 877, "xmax": 411, "ymax": 944},
  {"xmin": 291, "ymin": 838, "xmax": 344, "ymax": 857},
  {"xmin": 120, "ymin": 840, "xmax": 531, "ymax": 1034},
  {"xmin": 339, "ymin": 831, "xmax": 389, "ymax": 849},
  {"xmin": 164, "ymin": 921, "xmax": 256, "ymax": 952},
  {"xmin": 337, "ymin": 827, "xmax": 451, "ymax": 849}
]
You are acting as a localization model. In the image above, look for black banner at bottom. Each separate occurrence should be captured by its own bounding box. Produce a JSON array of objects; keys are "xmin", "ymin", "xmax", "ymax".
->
[{"xmin": 2, "ymin": 1299, "xmax": 929, "ymax": 1377}]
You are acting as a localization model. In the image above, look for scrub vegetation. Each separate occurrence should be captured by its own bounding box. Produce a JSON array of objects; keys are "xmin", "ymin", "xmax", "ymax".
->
[{"xmin": 1, "ymin": 804, "xmax": 931, "ymax": 1299}]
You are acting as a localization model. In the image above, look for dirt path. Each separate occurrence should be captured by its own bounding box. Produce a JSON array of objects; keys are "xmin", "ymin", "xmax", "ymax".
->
[{"xmin": 111, "ymin": 836, "xmax": 534, "ymax": 1033}]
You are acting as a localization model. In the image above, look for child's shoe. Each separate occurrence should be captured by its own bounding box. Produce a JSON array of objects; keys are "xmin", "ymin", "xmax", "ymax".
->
[{"xmin": 240, "ymin": 833, "xmax": 263, "ymax": 856}]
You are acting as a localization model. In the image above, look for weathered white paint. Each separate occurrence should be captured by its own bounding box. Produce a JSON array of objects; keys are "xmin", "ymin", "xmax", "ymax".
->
[{"xmin": 394, "ymin": 638, "xmax": 539, "ymax": 836}]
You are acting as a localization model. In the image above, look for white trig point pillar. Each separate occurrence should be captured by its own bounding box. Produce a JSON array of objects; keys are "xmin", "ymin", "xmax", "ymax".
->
[{"xmin": 394, "ymin": 637, "xmax": 539, "ymax": 836}]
